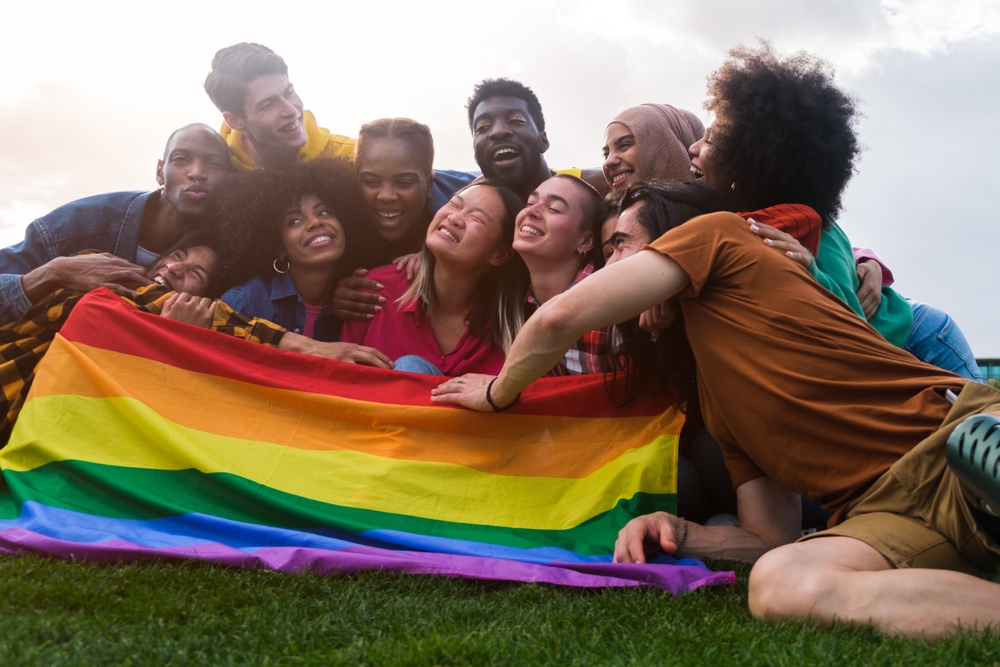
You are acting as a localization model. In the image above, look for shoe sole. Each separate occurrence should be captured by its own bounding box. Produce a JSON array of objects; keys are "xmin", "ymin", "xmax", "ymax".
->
[{"xmin": 946, "ymin": 414, "xmax": 1000, "ymax": 515}]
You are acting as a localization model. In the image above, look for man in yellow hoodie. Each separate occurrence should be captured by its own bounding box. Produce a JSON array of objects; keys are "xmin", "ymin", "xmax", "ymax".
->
[{"xmin": 204, "ymin": 43, "xmax": 354, "ymax": 171}]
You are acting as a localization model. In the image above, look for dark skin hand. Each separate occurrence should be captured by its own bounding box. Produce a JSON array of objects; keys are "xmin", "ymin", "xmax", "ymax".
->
[
  {"xmin": 332, "ymin": 268, "xmax": 386, "ymax": 321},
  {"xmin": 855, "ymin": 260, "xmax": 883, "ymax": 319},
  {"xmin": 20, "ymin": 253, "xmax": 152, "ymax": 304}
]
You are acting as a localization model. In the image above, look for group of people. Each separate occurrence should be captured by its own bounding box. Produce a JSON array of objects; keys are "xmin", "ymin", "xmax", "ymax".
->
[{"xmin": 1, "ymin": 40, "xmax": 998, "ymax": 640}]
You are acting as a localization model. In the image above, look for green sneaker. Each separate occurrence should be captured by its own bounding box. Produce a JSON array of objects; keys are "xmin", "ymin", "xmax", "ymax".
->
[{"xmin": 946, "ymin": 414, "xmax": 1000, "ymax": 516}]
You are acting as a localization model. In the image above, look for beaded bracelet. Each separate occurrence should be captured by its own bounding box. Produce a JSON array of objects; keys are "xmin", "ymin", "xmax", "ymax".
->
[
  {"xmin": 675, "ymin": 517, "xmax": 689, "ymax": 556},
  {"xmin": 486, "ymin": 377, "xmax": 521, "ymax": 413}
]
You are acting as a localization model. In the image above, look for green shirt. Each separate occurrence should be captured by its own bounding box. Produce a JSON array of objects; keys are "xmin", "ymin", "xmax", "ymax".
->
[{"xmin": 810, "ymin": 221, "xmax": 914, "ymax": 348}]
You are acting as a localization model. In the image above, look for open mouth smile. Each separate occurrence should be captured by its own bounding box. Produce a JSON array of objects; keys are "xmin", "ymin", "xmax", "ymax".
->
[
  {"xmin": 491, "ymin": 146, "xmax": 521, "ymax": 165},
  {"xmin": 610, "ymin": 169, "xmax": 634, "ymax": 188},
  {"xmin": 305, "ymin": 233, "xmax": 333, "ymax": 248}
]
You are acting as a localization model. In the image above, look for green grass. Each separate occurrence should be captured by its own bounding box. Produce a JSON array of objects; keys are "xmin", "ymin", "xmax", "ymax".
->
[
  {"xmin": 2, "ymin": 555, "xmax": 999, "ymax": 665},
  {"xmin": 988, "ymin": 378, "xmax": 1000, "ymax": 391}
]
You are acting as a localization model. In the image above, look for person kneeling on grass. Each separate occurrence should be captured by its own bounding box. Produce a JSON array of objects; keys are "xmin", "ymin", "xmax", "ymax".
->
[
  {"xmin": 432, "ymin": 179, "xmax": 1000, "ymax": 641},
  {"xmin": 0, "ymin": 230, "xmax": 390, "ymax": 444}
]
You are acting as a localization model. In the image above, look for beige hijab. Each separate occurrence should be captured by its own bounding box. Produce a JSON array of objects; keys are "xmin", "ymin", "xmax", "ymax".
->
[{"xmin": 608, "ymin": 104, "xmax": 705, "ymax": 183}]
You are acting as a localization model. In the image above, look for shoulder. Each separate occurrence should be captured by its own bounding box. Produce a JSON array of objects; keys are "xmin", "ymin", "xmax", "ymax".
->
[
  {"xmin": 648, "ymin": 211, "xmax": 750, "ymax": 250},
  {"xmin": 220, "ymin": 275, "xmax": 270, "ymax": 310},
  {"xmin": 365, "ymin": 264, "xmax": 411, "ymax": 295},
  {"xmin": 39, "ymin": 191, "xmax": 150, "ymax": 222}
]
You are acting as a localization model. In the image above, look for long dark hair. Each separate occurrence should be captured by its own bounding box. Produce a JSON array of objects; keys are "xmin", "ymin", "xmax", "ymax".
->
[{"xmin": 604, "ymin": 180, "xmax": 734, "ymax": 410}]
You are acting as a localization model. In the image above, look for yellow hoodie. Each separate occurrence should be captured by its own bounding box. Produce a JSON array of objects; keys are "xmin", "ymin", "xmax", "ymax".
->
[{"xmin": 220, "ymin": 110, "xmax": 355, "ymax": 171}]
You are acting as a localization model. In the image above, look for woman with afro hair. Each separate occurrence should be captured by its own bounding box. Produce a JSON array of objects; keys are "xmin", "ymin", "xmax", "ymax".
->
[
  {"xmin": 214, "ymin": 158, "xmax": 371, "ymax": 342},
  {"xmin": 689, "ymin": 43, "xmax": 982, "ymax": 381}
]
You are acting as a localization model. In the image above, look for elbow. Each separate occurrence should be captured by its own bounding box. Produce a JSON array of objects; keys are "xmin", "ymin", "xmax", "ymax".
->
[{"xmin": 533, "ymin": 293, "xmax": 587, "ymax": 342}]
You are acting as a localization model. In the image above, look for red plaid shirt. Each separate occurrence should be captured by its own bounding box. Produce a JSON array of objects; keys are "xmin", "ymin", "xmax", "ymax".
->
[{"xmin": 526, "ymin": 263, "xmax": 616, "ymax": 376}]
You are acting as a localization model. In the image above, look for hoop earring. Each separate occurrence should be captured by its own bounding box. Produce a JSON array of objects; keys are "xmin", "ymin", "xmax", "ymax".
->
[{"xmin": 273, "ymin": 257, "xmax": 290, "ymax": 274}]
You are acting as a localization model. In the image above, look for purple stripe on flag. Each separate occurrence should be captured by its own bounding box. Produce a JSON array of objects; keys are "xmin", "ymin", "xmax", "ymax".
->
[{"xmin": 0, "ymin": 527, "xmax": 735, "ymax": 593}]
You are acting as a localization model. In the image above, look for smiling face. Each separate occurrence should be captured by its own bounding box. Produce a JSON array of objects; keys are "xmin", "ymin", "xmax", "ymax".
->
[
  {"xmin": 156, "ymin": 127, "xmax": 231, "ymax": 220},
  {"xmin": 512, "ymin": 177, "xmax": 593, "ymax": 264},
  {"xmin": 688, "ymin": 127, "xmax": 732, "ymax": 195},
  {"xmin": 425, "ymin": 185, "xmax": 509, "ymax": 272},
  {"xmin": 279, "ymin": 193, "xmax": 346, "ymax": 270},
  {"xmin": 600, "ymin": 204, "xmax": 650, "ymax": 266},
  {"xmin": 602, "ymin": 122, "xmax": 641, "ymax": 191},
  {"xmin": 357, "ymin": 136, "xmax": 434, "ymax": 243},
  {"xmin": 471, "ymin": 96, "xmax": 549, "ymax": 192},
  {"xmin": 223, "ymin": 73, "xmax": 306, "ymax": 154},
  {"xmin": 149, "ymin": 245, "xmax": 218, "ymax": 295}
]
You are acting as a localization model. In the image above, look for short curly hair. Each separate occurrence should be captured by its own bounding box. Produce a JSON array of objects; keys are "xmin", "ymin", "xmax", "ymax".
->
[
  {"xmin": 211, "ymin": 158, "xmax": 368, "ymax": 292},
  {"xmin": 705, "ymin": 42, "xmax": 860, "ymax": 222},
  {"xmin": 466, "ymin": 78, "xmax": 545, "ymax": 132}
]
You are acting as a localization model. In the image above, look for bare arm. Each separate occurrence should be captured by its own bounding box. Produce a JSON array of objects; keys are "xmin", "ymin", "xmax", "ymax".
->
[
  {"xmin": 278, "ymin": 332, "xmax": 394, "ymax": 369},
  {"xmin": 614, "ymin": 475, "xmax": 802, "ymax": 564},
  {"xmin": 431, "ymin": 249, "xmax": 690, "ymax": 410},
  {"xmin": 21, "ymin": 254, "xmax": 151, "ymax": 303}
]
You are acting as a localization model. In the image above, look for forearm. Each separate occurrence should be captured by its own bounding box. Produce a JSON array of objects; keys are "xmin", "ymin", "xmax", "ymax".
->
[
  {"xmin": 19, "ymin": 260, "xmax": 64, "ymax": 305},
  {"xmin": 683, "ymin": 522, "xmax": 784, "ymax": 563},
  {"xmin": 490, "ymin": 302, "xmax": 585, "ymax": 404},
  {"xmin": 491, "ymin": 250, "xmax": 690, "ymax": 405}
]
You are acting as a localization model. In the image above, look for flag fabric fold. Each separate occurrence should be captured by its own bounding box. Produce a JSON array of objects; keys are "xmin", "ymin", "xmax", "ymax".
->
[{"xmin": 0, "ymin": 289, "xmax": 734, "ymax": 593}]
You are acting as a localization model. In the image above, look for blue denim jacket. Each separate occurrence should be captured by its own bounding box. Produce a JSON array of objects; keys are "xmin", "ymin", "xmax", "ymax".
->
[
  {"xmin": 221, "ymin": 272, "xmax": 340, "ymax": 342},
  {"xmin": 430, "ymin": 170, "xmax": 479, "ymax": 214},
  {"xmin": 0, "ymin": 190, "xmax": 153, "ymax": 324}
]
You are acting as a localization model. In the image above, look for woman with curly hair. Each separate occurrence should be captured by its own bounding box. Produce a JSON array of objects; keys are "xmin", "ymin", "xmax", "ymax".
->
[
  {"xmin": 215, "ymin": 158, "xmax": 367, "ymax": 341},
  {"xmin": 689, "ymin": 43, "xmax": 982, "ymax": 380},
  {"xmin": 340, "ymin": 180, "xmax": 528, "ymax": 376}
]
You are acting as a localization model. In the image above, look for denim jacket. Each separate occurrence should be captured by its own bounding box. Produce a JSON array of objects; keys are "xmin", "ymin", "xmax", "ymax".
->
[
  {"xmin": 0, "ymin": 190, "xmax": 153, "ymax": 325},
  {"xmin": 220, "ymin": 272, "xmax": 340, "ymax": 342}
]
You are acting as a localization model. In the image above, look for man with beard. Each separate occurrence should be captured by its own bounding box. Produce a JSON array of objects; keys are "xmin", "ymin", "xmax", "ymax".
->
[{"xmin": 0, "ymin": 124, "xmax": 232, "ymax": 326}]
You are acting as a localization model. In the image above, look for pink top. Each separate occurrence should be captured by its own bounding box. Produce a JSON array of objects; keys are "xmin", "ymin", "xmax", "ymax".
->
[
  {"xmin": 303, "ymin": 303, "xmax": 325, "ymax": 339},
  {"xmin": 340, "ymin": 265, "xmax": 506, "ymax": 376}
]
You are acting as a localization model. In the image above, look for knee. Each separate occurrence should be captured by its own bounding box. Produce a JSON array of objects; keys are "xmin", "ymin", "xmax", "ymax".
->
[{"xmin": 748, "ymin": 544, "xmax": 831, "ymax": 622}]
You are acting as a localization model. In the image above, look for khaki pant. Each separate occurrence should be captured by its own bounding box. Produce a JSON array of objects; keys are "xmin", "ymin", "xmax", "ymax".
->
[{"xmin": 801, "ymin": 382, "xmax": 1000, "ymax": 578}]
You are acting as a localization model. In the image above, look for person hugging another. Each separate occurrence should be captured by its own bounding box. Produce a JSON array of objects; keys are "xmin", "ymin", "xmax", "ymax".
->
[
  {"xmin": 340, "ymin": 181, "xmax": 527, "ymax": 376},
  {"xmin": 215, "ymin": 159, "xmax": 365, "ymax": 342}
]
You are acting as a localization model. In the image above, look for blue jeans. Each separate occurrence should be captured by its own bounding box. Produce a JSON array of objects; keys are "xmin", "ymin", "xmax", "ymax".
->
[
  {"xmin": 903, "ymin": 301, "xmax": 983, "ymax": 382},
  {"xmin": 393, "ymin": 355, "xmax": 444, "ymax": 375}
]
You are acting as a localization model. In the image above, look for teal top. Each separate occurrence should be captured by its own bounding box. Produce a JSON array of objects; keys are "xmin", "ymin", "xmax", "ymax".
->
[{"xmin": 810, "ymin": 221, "xmax": 914, "ymax": 348}]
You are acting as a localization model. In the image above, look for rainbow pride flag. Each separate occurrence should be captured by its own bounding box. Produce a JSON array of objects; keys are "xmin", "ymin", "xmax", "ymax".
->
[{"xmin": 0, "ymin": 289, "xmax": 733, "ymax": 593}]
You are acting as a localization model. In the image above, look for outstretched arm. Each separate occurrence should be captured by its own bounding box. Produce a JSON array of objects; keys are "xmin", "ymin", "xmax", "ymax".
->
[{"xmin": 431, "ymin": 249, "xmax": 690, "ymax": 410}]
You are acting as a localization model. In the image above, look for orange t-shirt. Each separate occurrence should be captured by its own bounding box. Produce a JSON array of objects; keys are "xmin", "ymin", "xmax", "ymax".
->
[{"xmin": 646, "ymin": 212, "xmax": 967, "ymax": 522}]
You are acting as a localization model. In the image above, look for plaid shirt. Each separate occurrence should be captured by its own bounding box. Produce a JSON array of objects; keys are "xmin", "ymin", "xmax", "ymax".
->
[
  {"xmin": 0, "ymin": 284, "xmax": 286, "ymax": 444},
  {"xmin": 526, "ymin": 263, "xmax": 616, "ymax": 377}
]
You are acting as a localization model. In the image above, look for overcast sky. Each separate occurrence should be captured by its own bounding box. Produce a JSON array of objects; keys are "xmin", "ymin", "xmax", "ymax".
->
[{"xmin": 1, "ymin": 0, "xmax": 997, "ymax": 355}]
